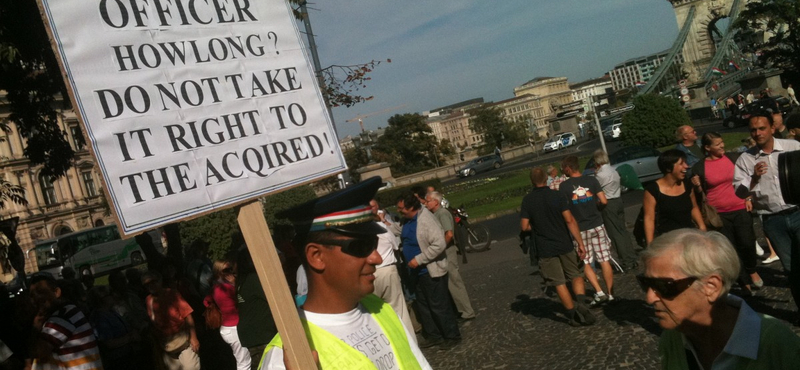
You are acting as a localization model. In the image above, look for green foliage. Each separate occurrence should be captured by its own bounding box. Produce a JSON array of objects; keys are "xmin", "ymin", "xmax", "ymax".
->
[
  {"xmin": 372, "ymin": 113, "xmax": 438, "ymax": 176},
  {"xmin": 343, "ymin": 147, "xmax": 369, "ymax": 182},
  {"xmin": 374, "ymin": 179, "xmax": 441, "ymax": 208},
  {"xmin": 179, "ymin": 185, "xmax": 317, "ymax": 261},
  {"xmin": 0, "ymin": 1, "xmax": 76, "ymax": 178},
  {"xmin": 469, "ymin": 106, "xmax": 529, "ymax": 154},
  {"xmin": 437, "ymin": 139, "xmax": 457, "ymax": 160},
  {"xmin": 622, "ymin": 94, "xmax": 690, "ymax": 148},
  {"xmin": 735, "ymin": 0, "xmax": 800, "ymax": 83},
  {"xmin": 179, "ymin": 208, "xmax": 239, "ymax": 261},
  {"xmin": 262, "ymin": 184, "xmax": 318, "ymax": 227}
]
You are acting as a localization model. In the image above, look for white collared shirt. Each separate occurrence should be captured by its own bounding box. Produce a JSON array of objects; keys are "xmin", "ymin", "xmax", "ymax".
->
[
  {"xmin": 376, "ymin": 217, "xmax": 399, "ymax": 268},
  {"xmin": 733, "ymin": 138, "xmax": 800, "ymax": 214}
]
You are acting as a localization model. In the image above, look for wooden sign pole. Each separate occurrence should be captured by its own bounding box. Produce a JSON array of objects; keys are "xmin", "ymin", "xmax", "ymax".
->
[{"xmin": 238, "ymin": 201, "xmax": 316, "ymax": 369}]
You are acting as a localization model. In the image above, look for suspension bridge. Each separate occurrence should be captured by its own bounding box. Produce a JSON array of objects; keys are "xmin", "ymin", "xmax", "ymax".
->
[{"xmin": 638, "ymin": 0, "xmax": 785, "ymax": 111}]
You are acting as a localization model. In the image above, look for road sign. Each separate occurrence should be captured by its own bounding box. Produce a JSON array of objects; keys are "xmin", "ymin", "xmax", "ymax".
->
[
  {"xmin": 679, "ymin": 79, "xmax": 687, "ymax": 87},
  {"xmin": 682, "ymin": 95, "xmax": 691, "ymax": 102},
  {"xmin": 680, "ymin": 88, "xmax": 690, "ymax": 95}
]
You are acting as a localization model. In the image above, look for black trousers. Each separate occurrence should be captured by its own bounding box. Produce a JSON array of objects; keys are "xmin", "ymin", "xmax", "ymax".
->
[
  {"xmin": 414, "ymin": 273, "xmax": 461, "ymax": 341},
  {"xmin": 718, "ymin": 209, "xmax": 757, "ymax": 285}
]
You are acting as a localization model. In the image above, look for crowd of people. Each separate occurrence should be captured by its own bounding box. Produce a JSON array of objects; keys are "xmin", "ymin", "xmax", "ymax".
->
[
  {"xmin": 3, "ymin": 93, "xmax": 800, "ymax": 369},
  {"xmin": 0, "ymin": 176, "xmax": 483, "ymax": 369},
  {"xmin": 525, "ymin": 100, "xmax": 800, "ymax": 367}
]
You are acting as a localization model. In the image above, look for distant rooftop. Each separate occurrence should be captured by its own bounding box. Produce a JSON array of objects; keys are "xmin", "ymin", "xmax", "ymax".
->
[
  {"xmin": 613, "ymin": 49, "xmax": 670, "ymax": 69},
  {"xmin": 429, "ymin": 98, "xmax": 484, "ymax": 113},
  {"xmin": 569, "ymin": 75, "xmax": 611, "ymax": 90}
]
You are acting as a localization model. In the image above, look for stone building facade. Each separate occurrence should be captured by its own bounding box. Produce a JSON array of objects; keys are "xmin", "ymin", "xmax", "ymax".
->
[{"xmin": 0, "ymin": 93, "xmax": 113, "ymax": 276}]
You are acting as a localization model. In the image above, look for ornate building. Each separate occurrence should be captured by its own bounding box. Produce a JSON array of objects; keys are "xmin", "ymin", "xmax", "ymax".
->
[{"xmin": 0, "ymin": 92, "xmax": 113, "ymax": 276}]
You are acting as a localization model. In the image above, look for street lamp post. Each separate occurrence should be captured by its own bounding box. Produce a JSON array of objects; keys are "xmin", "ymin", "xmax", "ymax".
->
[{"xmin": 592, "ymin": 97, "xmax": 608, "ymax": 154}]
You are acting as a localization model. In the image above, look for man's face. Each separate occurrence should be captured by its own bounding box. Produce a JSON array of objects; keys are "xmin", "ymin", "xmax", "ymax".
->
[
  {"xmin": 772, "ymin": 112, "xmax": 784, "ymax": 129},
  {"xmin": 749, "ymin": 116, "xmax": 774, "ymax": 147},
  {"xmin": 424, "ymin": 195, "xmax": 439, "ymax": 212},
  {"xmin": 319, "ymin": 235, "xmax": 382, "ymax": 301},
  {"xmin": 29, "ymin": 281, "xmax": 59, "ymax": 312},
  {"xmin": 369, "ymin": 200, "xmax": 379, "ymax": 215},
  {"xmin": 643, "ymin": 250, "xmax": 706, "ymax": 331},
  {"xmin": 682, "ymin": 127, "xmax": 697, "ymax": 142},
  {"xmin": 396, "ymin": 200, "xmax": 416, "ymax": 219}
]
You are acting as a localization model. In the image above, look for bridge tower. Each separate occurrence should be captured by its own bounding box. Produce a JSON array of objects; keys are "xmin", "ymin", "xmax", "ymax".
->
[{"xmin": 669, "ymin": 0, "xmax": 741, "ymax": 84}]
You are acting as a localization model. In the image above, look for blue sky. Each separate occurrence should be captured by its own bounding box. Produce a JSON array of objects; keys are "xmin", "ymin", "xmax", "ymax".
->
[{"xmin": 305, "ymin": 0, "xmax": 680, "ymax": 139}]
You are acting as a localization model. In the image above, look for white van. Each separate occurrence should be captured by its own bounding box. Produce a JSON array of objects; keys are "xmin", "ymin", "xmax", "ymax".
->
[{"xmin": 34, "ymin": 225, "xmax": 156, "ymax": 278}]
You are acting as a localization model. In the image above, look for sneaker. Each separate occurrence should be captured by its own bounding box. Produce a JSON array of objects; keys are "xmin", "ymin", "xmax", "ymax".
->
[
  {"xmin": 762, "ymin": 255, "xmax": 780, "ymax": 264},
  {"xmin": 418, "ymin": 338, "xmax": 443, "ymax": 349},
  {"xmin": 588, "ymin": 293, "xmax": 609, "ymax": 308},
  {"xmin": 752, "ymin": 279, "xmax": 764, "ymax": 289},
  {"xmin": 607, "ymin": 295, "xmax": 615, "ymax": 303}
]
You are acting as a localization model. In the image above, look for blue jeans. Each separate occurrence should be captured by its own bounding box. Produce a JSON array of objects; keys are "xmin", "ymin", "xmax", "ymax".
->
[
  {"xmin": 762, "ymin": 210, "xmax": 800, "ymax": 309},
  {"xmin": 414, "ymin": 273, "xmax": 461, "ymax": 341}
]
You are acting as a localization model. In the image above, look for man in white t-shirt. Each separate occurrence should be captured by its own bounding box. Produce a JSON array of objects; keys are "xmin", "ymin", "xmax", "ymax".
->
[
  {"xmin": 261, "ymin": 177, "xmax": 431, "ymax": 369},
  {"xmin": 369, "ymin": 198, "xmax": 415, "ymax": 334}
]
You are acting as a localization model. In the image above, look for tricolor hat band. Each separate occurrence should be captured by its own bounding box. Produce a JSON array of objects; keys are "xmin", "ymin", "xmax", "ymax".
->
[{"xmin": 309, "ymin": 205, "xmax": 374, "ymax": 232}]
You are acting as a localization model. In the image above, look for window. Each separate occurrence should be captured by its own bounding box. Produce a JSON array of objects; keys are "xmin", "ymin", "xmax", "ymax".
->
[
  {"xmin": 82, "ymin": 171, "xmax": 97, "ymax": 197},
  {"xmin": 70, "ymin": 125, "xmax": 84, "ymax": 150},
  {"xmin": 39, "ymin": 174, "xmax": 57, "ymax": 205}
]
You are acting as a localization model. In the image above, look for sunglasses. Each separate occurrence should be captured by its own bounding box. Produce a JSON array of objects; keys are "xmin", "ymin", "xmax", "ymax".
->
[
  {"xmin": 317, "ymin": 236, "xmax": 379, "ymax": 258},
  {"xmin": 635, "ymin": 275, "xmax": 697, "ymax": 299}
]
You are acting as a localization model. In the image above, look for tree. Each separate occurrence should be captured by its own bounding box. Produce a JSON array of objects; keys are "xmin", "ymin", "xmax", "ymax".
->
[
  {"xmin": 178, "ymin": 185, "xmax": 317, "ymax": 261},
  {"xmin": 0, "ymin": 1, "xmax": 76, "ymax": 179},
  {"xmin": 371, "ymin": 113, "xmax": 438, "ymax": 176},
  {"xmin": 735, "ymin": 0, "xmax": 800, "ymax": 83},
  {"xmin": 469, "ymin": 106, "xmax": 529, "ymax": 154},
  {"xmin": 621, "ymin": 94, "xmax": 690, "ymax": 148}
]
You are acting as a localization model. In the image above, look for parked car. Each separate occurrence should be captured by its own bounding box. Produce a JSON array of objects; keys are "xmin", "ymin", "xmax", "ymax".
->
[
  {"xmin": 722, "ymin": 96, "xmax": 794, "ymax": 128},
  {"xmin": 457, "ymin": 154, "xmax": 503, "ymax": 177},
  {"xmin": 542, "ymin": 132, "xmax": 577, "ymax": 152},
  {"xmin": 603, "ymin": 123, "xmax": 622, "ymax": 140},
  {"xmin": 583, "ymin": 146, "xmax": 662, "ymax": 184}
]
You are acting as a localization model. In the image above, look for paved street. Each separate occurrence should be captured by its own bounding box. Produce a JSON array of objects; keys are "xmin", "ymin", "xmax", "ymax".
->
[{"xmin": 419, "ymin": 237, "xmax": 800, "ymax": 369}]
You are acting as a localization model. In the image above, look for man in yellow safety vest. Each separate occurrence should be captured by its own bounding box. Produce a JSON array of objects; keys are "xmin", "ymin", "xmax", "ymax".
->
[{"xmin": 260, "ymin": 176, "xmax": 432, "ymax": 370}]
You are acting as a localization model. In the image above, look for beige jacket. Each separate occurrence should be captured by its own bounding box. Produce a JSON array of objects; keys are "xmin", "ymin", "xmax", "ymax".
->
[{"xmin": 388, "ymin": 207, "xmax": 448, "ymax": 278}]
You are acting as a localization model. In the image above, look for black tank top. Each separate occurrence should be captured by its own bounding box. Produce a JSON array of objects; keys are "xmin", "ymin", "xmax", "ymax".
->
[{"xmin": 645, "ymin": 180, "xmax": 695, "ymax": 235}]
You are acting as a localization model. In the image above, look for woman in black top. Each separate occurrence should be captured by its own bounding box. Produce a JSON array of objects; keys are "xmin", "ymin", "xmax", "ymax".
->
[{"xmin": 643, "ymin": 149, "xmax": 706, "ymax": 245}]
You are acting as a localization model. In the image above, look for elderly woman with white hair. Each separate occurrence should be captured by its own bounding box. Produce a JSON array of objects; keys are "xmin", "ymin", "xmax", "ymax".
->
[{"xmin": 638, "ymin": 229, "xmax": 800, "ymax": 369}]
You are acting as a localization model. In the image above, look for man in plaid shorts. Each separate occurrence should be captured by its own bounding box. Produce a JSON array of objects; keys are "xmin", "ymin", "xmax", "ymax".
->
[{"xmin": 559, "ymin": 155, "xmax": 615, "ymax": 308}]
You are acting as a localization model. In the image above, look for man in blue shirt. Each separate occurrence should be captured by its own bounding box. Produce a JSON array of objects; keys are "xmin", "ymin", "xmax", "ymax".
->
[{"xmin": 394, "ymin": 192, "xmax": 461, "ymax": 350}]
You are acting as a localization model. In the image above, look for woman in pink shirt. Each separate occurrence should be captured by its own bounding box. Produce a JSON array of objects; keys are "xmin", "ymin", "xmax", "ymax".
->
[
  {"xmin": 691, "ymin": 132, "xmax": 763, "ymax": 294},
  {"xmin": 207, "ymin": 259, "xmax": 251, "ymax": 370}
]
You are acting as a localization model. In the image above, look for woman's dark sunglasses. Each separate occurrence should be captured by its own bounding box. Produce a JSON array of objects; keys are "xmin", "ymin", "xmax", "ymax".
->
[
  {"xmin": 317, "ymin": 236, "xmax": 379, "ymax": 258},
  {"xmin": 635, "ymin": 275, "xmax": 697, "ymax": 299}
]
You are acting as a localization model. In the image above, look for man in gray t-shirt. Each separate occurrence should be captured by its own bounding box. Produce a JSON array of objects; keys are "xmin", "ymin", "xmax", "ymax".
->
[{"xmin": 425, "ymin": 191, "xmax": 476, "ymax": 320}]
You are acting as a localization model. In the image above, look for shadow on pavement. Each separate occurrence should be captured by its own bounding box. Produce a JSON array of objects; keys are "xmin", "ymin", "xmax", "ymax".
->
[
  {"xmin": 510, "ymin": 294, "xmax": 571, "ymax": 326},
  {"xmin": 596, "ymin": 297, "xmax": 663, "ymax": 337},
  {"xmin": 742, "ymin": 295, "xmax": 797, "ymax": 323}
]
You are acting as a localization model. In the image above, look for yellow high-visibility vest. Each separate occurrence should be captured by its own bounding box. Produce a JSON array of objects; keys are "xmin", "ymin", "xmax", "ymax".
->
[{"xmin": 261, "ymin": 294, "xmax": 421, "ymax": 370}]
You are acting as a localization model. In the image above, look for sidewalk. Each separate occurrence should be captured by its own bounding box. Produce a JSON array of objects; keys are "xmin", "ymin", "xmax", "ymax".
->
[{"xmin": 420, "ymin": 237, "xmax": 800, "ymax": 369}]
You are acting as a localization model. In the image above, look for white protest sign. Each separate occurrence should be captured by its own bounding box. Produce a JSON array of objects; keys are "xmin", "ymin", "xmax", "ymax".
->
[{"xmin": 38, "ymin": 0, "xmax": 346, "ymax": 235}]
